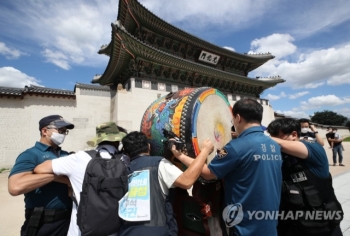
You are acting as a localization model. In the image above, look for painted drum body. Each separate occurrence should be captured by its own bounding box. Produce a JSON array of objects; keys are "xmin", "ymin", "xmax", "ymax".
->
[
  {"xmin": 141, "ymin": 87, "xmax": 233, "ymax": 168},
  {"xmin": 141, "ymin": 87, "xmax": 231, "ymax": 236}
]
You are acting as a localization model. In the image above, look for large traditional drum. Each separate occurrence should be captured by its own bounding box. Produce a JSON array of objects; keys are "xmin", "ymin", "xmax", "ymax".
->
[
  {"xmin": 141, "ymin": 87, "xmax": 233, "ymax": 166},
  {"xmin": 140, "ymin": 87, "xmax": 233, "ymax": 236}
]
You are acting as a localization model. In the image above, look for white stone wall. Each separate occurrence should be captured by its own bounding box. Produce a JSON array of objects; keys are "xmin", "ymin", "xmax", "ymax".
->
[
  {"xmin": 112, "ymin": 79, "xmax": 170, "ymax": 131},
  {"xmin": 73, "ymin": 87, "xmax": 111, "ymax": 151},
  {"xmin": 227, "ymin": 98, "xmax": 274, "ymax": 127},
  {"xmin": 112, "ymin": 79, "xmax": 276, "ymax": 132},
  {"xmin": 0, "ymin": 87, "xmax": 110, "ymax": 168},
  {"xmin": 6, "ymin": 81, "xmax": 346, "ymax": 169}
]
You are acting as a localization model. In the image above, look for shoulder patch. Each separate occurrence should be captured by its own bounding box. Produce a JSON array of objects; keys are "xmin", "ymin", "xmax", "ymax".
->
[{"xmin": 217, "ymin": 147, "xmax": 228, "ymax": 159}]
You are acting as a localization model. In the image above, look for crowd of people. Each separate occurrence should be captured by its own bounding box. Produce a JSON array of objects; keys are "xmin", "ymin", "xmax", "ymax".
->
[{"xmin": 8, "ymin": 99, "xmax": 344, "ymax": 236}]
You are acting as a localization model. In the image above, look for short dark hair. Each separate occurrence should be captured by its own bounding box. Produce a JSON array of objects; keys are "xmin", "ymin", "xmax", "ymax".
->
[
  {"xmin": 267, "ymin": 118, "xmax": 301, "ymax": 138},
  {"xmin": 117, "ymin": 126, "xmax": 128, "ymax": 134},
  {"xmin": 298, "ymin": 118, "xmax": 311, "ymax": 125},
  {"xmin": 232, "ymin": 99, "xmax": 263, "ymax": 123},
  {"xmin": 122, "ymin": 131, "xmax": 149, "ymax": 158}
]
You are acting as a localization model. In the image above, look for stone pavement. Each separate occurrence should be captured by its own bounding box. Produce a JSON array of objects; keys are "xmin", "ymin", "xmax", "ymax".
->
[{"xmin": 0, "ymin": 142, "xmax": 349, "ymax": 235}]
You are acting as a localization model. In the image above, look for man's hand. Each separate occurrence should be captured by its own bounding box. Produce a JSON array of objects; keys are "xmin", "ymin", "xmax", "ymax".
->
[
  {"xmin": 310, "ymin": 125, "xmax": 316, "ymax": 132},
  {"xmin": 201, "ymin": 139, "xmax": 214, "ymax": 154},
  {"xmin": 171, "ymin": 138, "xmax": 214, "ymax": 159},
  {"xmin": 171, "ymin": 143, "xmax": 183, "ymax": 158}
]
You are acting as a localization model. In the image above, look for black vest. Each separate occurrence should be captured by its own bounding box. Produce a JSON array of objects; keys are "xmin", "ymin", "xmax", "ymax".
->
[
  {"xmin": 278, "ymin": 154, "xmax": 343, "ymax": 236},
  {"xmin": 118, "ymin": 155, "xmax": 177, "ymax": 236}
]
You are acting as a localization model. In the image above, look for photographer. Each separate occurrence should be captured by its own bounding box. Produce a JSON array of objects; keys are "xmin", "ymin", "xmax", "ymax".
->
[{"xmin": 299, "ymin": 118, "xmax": 324, "ymax": 146}]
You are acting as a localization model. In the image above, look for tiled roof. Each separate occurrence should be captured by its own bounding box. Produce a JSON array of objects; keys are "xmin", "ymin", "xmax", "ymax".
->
[
  {"xmin": 94, "ymin": 23, "xmax": 285, "ymax": 97},
  {"xmin": 0, "ymin": 83, "xmax": 110, "ymax": 99},
  {"xmin": 0, "ymin": 87, "xmax": 23, "ymax": 96},
  {"xmin": 75, "ymin": 83, "xmax": 110, "ymax": 91},
  {"xmin": 24, "ymin": 85, "xmax": 75, "ymax": 96},
  {"xmin": 107, "ymin": 0, "xmax": 274, "ymax": 66},
  {"xmin": 0, "ymin": 85, "xmax": 75, "ymax": 98}
]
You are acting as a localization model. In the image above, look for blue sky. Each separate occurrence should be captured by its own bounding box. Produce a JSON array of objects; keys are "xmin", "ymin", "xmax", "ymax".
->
[{"xmin": 0, "ymin": 0, "xmax": 350, "ymax": 119}]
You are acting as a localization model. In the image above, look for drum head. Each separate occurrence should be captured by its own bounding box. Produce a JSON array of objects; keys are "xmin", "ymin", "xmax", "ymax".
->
[
  {"xmin": 141, "ymin": 87, "xmax": 232, "ymax": 166},
  {"xmin": 194, "ymin": 93, "xmax": 232, "ymax": 163},
  {"xmin": 183, "ymin": 88, "xmax": 232, "ymax": 164}
]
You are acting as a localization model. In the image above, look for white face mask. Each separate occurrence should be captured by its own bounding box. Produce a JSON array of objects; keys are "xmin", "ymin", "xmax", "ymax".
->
[
  {"xmin": 301, "ymin": 128, "xmax": 309, "ymax": 133},
  {"xmin": 50, "ymin": 132, "xmax": 66, "ymax": 145}
]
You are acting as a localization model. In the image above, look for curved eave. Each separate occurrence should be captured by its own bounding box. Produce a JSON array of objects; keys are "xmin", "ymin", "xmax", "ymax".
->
[
  {"xmin": 93, "ymin": 27, "xmax": 132, "ymax": 85},
  {"xmin": 98, "ymin": 43, "xmax": 112, "ymax": 56},
  {"xmin": 257, "ymin": 78, "xmax": 285, "ymax": 83},
  {"xmin": 117, "ymin": 0, "xmax": 274, "ymax": 67},
  {"xmin": 94, "ymin": 23, "xmax": 284, "ymax": 90}
]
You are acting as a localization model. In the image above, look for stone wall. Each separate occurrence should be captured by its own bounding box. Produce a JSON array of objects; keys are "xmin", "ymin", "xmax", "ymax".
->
[
  {"xmin": 0, "ymin": 80, "xmax": 294, "ymax": 169},
  {"xmin": 112, "ymin": 78, "xmax": 275, "ymax": 132},
  {"xmin": 0, "ymin": 87, "xmax": 110, "ymax": 168}
]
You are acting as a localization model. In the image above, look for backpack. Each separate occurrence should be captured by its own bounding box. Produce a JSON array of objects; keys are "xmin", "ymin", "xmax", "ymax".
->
[{"xmin": 75, "ymin": 150, "xmax": 129, "ymax": 236}]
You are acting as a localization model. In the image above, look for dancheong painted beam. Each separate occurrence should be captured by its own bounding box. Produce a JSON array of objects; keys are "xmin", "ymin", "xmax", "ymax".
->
[{"xmin": 93, "ymin": 22, "xmax": 285, "ymax": 97}]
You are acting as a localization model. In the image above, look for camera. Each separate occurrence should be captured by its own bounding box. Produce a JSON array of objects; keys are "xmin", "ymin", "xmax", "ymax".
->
[{"xmin": 162, "ymin": 129, "xmax": 186, "ymax": 151}]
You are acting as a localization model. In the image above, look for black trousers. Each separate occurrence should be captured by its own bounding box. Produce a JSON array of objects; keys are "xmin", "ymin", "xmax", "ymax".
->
[{"xmin": 20, "ymin": 218, "xmax": 70, "ymax": 236}]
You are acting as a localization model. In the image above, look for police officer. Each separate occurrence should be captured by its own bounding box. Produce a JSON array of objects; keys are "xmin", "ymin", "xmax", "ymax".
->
[
  {"xmin": 8, "ymin": 115, "xmax": 74, "ymax": 236},
  {"xmin": 268, "ymin": 118, "xmax": 343, "ymax": 236},
  {"xmin": 172, "ymin": 99, "xmax": 283, "ymax": 236}
]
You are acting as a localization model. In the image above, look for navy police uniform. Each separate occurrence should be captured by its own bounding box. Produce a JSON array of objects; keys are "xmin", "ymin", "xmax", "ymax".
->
[
  {"xmin": 208, "ymin": 126, "xmax": 283, "ymax": 236},
  {"xmin": 9, "ymin": 142, "xmax": 72, "ymax": 236}
]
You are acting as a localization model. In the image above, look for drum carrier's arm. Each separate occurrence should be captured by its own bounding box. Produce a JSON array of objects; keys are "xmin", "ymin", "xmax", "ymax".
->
[{"xmin": 162, "ymin": 129, "xmax": 186, "ymax": 151}]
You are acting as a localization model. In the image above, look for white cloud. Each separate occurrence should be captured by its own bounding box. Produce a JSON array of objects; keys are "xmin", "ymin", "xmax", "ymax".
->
[
  {"xmin": 0, "ymin": 67, "xmax": 42, "ymax": 87},
  {"xmin": 289, "ymin": 91, "xmax": 309, "ymax": 99},
  {"xmin": 42, "ymin": 49, "xmax": 70, "ymax": 70},
  {"xmin": 252, "ymin": 36, "xmax": 350, "ymax": 88},
  {"xmin": 249, "ymin": 34, "xmax": 296, "ymax": 59},
  {"xmin": 223, "ymin": 46, "xmax": 235, "ymax": 51},
  {"xmin": 0, "ymin": 42, "xmax": 27, "ymax": 59},
  {"xmin": 303, "ymin": 82, "xmax": 325, "ymax": 89},
  {"xmin": 141, "ymin": 0, "xmax": 350, "ymax": 40},
  {"xmin": 264, "ymin": 91, "xmax": 286, "ymax": 101},
  {"xmin": 1, "ymin": 0, "xmax": 349, "ymax": 70},
  {"xmin": 141, "ymin": 0, "xmax": 277, "ymax": 31},
  {"xmin": 275, "ymin": 108, "xmax": 309, "ymax": 119},
  {"xmin": 265, "ymin": 94, "xmax": 280, "ymax": 101},
  {"xmin": 327, "ymin": 73, "xmax": 350, "ymax": 86},
  {"xmin": 300, "ymin": 95, "xmax": 350, "ymax": 110},
  {"xmin": 335, "ymin": 108, "xmax": 350, "ymax": 118},
  {"xmin": 0, "ymin": 0, "xmax": 116, "ymax": 69}
]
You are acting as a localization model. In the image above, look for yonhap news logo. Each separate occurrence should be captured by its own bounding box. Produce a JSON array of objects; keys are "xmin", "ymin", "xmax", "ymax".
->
[
  {"xmin": 222, "ymin": 203, "xmax": 244, "ymax": 227},
  {"xmin": 222, "ymin": 204, "xmax": 342, "ymax": 227}
]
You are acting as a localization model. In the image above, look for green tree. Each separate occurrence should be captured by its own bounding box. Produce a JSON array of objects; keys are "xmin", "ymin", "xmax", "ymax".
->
[{"xmin": 310, "ymin": 110, "xmax": 347, "ymax": 126}]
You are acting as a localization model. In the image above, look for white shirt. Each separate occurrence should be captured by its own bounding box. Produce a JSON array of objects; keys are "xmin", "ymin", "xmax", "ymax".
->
[{"xmin": 52, "ymin": 149, "xmax": 183, "ymax": 236}]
